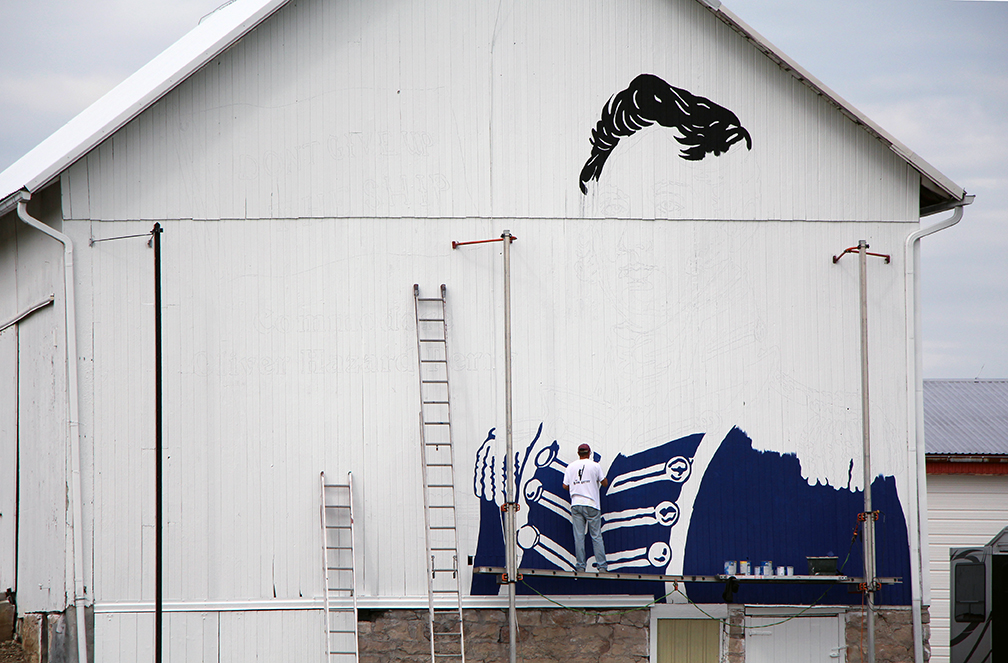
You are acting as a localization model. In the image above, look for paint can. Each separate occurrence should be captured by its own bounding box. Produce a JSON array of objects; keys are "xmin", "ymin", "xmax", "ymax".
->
[
  {"xmin": 761, "ymin": 561, "xmax": 773, "ymax": 576},
  {"xmin": 786, "ymin": 566, "xmax": 794, "ymax": 576},
  {"xmin": 776, "ymin": 566, "xmax": 786, "ymax": 576},
  {"xmin": 724, "ymin": 560, "xmax": 737, "ymax": 575},
  {"xmin": 739, "ymin": 560, "xmax": 750, "ymax": 575}
]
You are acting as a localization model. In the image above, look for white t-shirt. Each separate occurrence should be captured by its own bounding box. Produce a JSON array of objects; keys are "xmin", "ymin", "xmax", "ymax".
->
[{"xmin": 563, "ymin": 458, "xmax": 605, "ymax": 509}]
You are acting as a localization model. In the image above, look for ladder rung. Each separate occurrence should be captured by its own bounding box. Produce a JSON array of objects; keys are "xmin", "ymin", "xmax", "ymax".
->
[
  {"xmin": 422, "ymin": 400, "xmax": 449, "ymax": 404},
  {"xmin": 328, "ymin": 566, "xmax": 354, "ymax": 571},
  {"xmin": 424, "ymin": 423, "xmax": 451, "ymax": 427},
  {"xmin": 430, "ymin": 526, "xmax": 456, "ymax": 530},
  {"xmin": 418, "ymin": 317, "xmax": 445, "ymax": 322},
  {"xmin": 429, "ymin": 505, "xmax": 455, "ymax": 509},
  {"xmin": 327, "ymin": 545, "xmax": 353, "ymax": 550},
  {"xmin": 421, "ymin": 379, "xmax": 449, "ymax": 384},
  {"xmin": 416, "ymin": 297, "xmax": 443, "ymax": 302},
  {"xmin": 418, "ymin": 338, "xmax": 446, "ymax": 343},
  {"xmin": 427, "ymin": 463, "xmax": 453, "ymax": 467},
  {"xmin": 420, "ymin": 358, "xmax": 448, "ymax": 363},
  {"xmin": 427, "ymin": 484, "xmax": 454, "ymax": 488}
]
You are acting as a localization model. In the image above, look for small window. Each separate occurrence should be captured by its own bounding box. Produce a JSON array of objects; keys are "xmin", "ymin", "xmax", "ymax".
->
[
  {"xmin": 655, "ymin": 619, "xmax": 719, "ymax": 663},
  {"xmin": 954, "ymin": 562, "xmax": 986, "ymax": 623}
]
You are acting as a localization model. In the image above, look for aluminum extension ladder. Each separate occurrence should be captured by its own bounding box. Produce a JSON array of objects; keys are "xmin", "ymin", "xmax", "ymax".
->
[
  {"xmin": 320, "ymin": 471, "xmax": 359, "ymax": 662},
  {"xmin": 413, "ymin": 284, "xmax": 466, "ymax": 663}
]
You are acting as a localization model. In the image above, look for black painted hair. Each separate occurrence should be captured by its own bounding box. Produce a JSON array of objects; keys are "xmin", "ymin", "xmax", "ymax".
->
[{"xmin": 579, "ymin": 73, "xmax": 752, "ymax": 194}]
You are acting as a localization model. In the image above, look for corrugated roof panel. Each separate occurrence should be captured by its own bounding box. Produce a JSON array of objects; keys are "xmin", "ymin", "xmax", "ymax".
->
[{"xmin": 923, "ymin": 379, "xmax": 1008, "ymax": 455}]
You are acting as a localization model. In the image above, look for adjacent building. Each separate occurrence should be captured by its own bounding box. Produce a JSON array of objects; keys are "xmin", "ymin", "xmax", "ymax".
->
[{"xmin": 925, "ymin": 379, "xmax": 1008, "ymax": 663}]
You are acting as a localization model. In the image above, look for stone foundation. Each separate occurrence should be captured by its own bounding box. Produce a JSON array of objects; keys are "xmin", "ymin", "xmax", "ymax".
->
[
  {"xmin": 359, "ymin": 608, "xmax": 650, "ymax": 663},
  {"xmin": 845, "ymin": 606, "xmax": 928, "ymax": 663},
  {"xmin": 357, "ymin": 605, "xmax": 923, "ymax": 663},
  {"xmin": 12, "ymin": 608, "xmax": 93, "ymax": 663}
]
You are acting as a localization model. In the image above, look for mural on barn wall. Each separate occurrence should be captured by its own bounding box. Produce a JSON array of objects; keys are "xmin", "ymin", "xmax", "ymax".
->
[
  {"xmin": 579, "ymin": 74, "xmax": 753, "ymax": 194},
  {"xmin": 470, "ymin": 425, "xmax": 911, "ymax": 606},
  {"xmin": 466, "ymin": 72, "xmax": 910, "ymax": 605}
]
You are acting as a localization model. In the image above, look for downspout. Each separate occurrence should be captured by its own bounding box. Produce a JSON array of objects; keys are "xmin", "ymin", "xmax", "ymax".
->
[
  {"xmin": 15, "ymin": 192, "xmax": 90, "ymax": 663},
  {"xmin": 904, "ymin": 195, "xmax": 973, "ymax": 663}
]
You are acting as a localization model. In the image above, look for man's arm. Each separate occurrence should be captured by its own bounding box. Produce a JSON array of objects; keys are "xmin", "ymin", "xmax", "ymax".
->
[
  {"xmin": 562, "ymin": 483, "xmax": 570, "ymax": 491},
  {"xmin": 600, "ymin": 477, "xmax": 608, "ymax": 489}
]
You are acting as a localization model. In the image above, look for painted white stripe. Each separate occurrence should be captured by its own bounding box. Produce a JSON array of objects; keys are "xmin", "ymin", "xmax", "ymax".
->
[
  {"xmin": 602, "ymin": 515, "xmax": 657, "ymax": 532},
  {"xmin": 607, "ymin": 463, "xmax": 666, "ymax": 494},
  {"xmin": 606, "ymin": 547, "xmax": 648, "ymax": 562}
]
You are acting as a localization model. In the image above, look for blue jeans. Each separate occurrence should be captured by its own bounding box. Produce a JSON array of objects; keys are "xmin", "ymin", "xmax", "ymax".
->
[{"xmin": 571, "ymin": 505, "xmax": 607, "ymax": 572}]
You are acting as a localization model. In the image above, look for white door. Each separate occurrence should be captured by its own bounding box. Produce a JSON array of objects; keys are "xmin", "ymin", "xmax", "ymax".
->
[
  {"xmin": 0, "ymin": 326, "xmax": 16, "ymax": 593},
  {"xmin": 746, "ymin": 614, "xmax": 846, "ymax": 663}
]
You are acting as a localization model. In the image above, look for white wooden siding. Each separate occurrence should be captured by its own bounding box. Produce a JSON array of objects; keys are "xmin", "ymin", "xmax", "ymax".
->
[
  {"xmin": 61, "ymin": 0, "xmax": 919, "ymax": 224},
  {"xmin": 68, "ymin": 216, "xmax": 915, "ymax": 613},
  {"xmin": 95, "ymin": 610, "xmax": 320, "ymax": 663},
  {"xmin": 0, "ymin": 327, "xmax": 15, "ymax": 594},
  {"xmin": 925, "ymin": 473, "xmax": 1008, "ymax": 663},
  {"xmin": 0, "ymin": 200, "xmax": 72, "ymax": 613}
]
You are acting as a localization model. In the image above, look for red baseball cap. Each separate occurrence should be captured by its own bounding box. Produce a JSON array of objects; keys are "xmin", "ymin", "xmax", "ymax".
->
[{"xmin": 578, "ymin": 443, "xmax": 591, "ymax": 454}]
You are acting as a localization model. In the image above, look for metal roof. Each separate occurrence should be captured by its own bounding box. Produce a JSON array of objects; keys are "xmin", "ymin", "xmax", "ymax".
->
[
  {"xmin": 0, "ymin": 0, "xmax": 966, "ymax": 216},
  {"xmin": 0, "ymin": 0, "xmax": 290, "ymax": 215},
  {"xmin": 924, "ymin": 380, "xmax": 1008, "ymax": 456}
]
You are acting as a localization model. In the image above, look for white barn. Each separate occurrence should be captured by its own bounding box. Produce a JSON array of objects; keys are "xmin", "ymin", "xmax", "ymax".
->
[{"xmin": 0, "ymin": 0, "xmax": 970, "ymax": 661}]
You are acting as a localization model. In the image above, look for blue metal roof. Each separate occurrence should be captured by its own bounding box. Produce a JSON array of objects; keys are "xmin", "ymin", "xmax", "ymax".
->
[{"xmin": 924, "ymin": 379, "xmax": 1008, "ymax": 455}]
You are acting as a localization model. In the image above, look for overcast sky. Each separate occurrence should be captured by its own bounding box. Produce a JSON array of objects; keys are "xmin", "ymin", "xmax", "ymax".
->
[{"xmin": 1, "ymin": 0, "xmax": 1004, "ymax": 379}]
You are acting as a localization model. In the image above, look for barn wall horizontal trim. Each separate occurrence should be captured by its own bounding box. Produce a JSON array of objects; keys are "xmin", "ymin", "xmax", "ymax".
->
[
  {"xmin": 69, "ymin": 215, "xmax": 924, "ymax": 224},
  {"xmin": 92, "ymin": 594, "xmax": 664, "ymax": 613},
  {"xmin": 93, "ymin": 597, "xmax": 910, "ymax": 615}
]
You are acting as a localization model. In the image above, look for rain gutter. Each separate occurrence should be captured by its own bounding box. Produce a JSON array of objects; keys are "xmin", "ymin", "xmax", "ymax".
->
[
  {"xmin": 14, "ymin": 191, "xmax": 89, "ymax": 663},
  {"xmin": 904, "ymin": 194, "xmax": 974, "ymax": 663}
]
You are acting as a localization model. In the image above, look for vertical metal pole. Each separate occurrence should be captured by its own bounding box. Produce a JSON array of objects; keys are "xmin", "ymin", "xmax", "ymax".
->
[
  {"xmin": 502, "ymin": 230, "xmax": 517, "ymax": 663},
  {"xmin": 858, "ymin": 240, "xmax": 876, "ymax": 663},
  {"xmin": 153, "ymin": 223, "xmax": 163, "ymax": 663}
]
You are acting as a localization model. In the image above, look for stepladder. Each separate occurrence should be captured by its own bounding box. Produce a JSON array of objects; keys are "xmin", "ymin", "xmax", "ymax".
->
[
  {"xmin": 413, "ymin": 284, "xmax": 466, "ymax": 663},
  {"xmin": 320, "ymin": 471, "xmax": 359, "ymax": 662}
]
